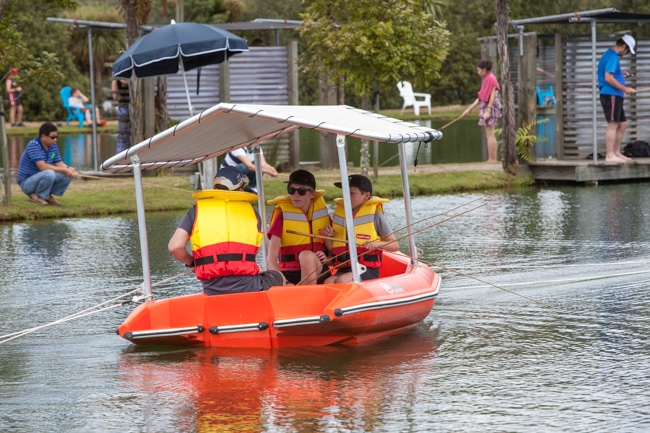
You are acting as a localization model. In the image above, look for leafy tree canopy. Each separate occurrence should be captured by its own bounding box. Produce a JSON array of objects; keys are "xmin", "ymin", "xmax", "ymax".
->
[{"xmin": 299, "ymin": 0, "xmax": 450, "ymax": 100}]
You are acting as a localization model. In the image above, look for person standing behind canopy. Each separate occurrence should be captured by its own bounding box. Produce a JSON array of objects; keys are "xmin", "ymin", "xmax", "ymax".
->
[
  {"xmin": 324, "ymin": 174, "xmax": 399, "ymax": 284},
  {"xmin": 597, "ymin": 35, "xmax": 637, "ymax": 163},
  {"xmin": 5, "ymin": 67, "xmax": 24, "ymax": 127},
  {"xmin": 112, "ymin": 79, "xmax": 131, "ymax": 152},
  {"xmin": 220, "ymin": 145, "xmax": 278, "ymax": 194},
  {"xmin": 267, "ymin": 169, "xmax": 332, "ymax": 285},
  {"xmin": 18, "ymin": 122, "xmax": 77, "ymax": 206},
  {"xmin": 168, "ymin": 167, "xmax": 285, "ymax": 295},
  {"xmin": 461, "ymin": 59, "xmax": 502, "ymax": 162}
]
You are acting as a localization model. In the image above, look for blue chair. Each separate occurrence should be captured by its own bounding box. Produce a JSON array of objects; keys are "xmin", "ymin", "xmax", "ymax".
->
[
  {"xmin": 60, "ymin": 86, "xmax": 90, "ymax": 127},
  {"xmin": 536, "ymin": 85, "xmax": 556, "ymax": 106}
]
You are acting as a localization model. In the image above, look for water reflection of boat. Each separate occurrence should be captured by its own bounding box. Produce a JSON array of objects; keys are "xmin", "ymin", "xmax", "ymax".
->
[
  {"xmin": 119, "ymin": 325, "xmax": 438, "ymax": 431},
  {"xmin": 101, "ymin": 104, "xmax": 443, "ymax": 348}
]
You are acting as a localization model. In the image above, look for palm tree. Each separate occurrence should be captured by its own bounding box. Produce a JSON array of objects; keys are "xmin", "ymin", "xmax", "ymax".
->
[{"xmin": 66, "ymin": 5, "xmax": 126, "ymax": 88}]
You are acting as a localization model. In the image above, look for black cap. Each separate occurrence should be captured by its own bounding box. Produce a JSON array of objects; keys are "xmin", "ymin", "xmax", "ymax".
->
[
  {"xmin": 334, "ymin": 174, "xmax": 372, "ymax": 195},
  {"xmin": 285, "ymin": 169, "xmax": 316, "ymax": 189}
]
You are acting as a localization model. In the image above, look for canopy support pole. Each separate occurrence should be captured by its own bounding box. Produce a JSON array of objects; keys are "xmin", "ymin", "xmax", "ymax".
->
[
  {"xmin": 132, "ymin": 155, "xmax": 152, "ymax": 298},
  {"xmin": 254, "ymin": 148, "xmax": 268, "ymax": 269},
  {"xmin": 398, "ymin": 142, "xmax": 418, "ymax": 264},
  {"xmin": 336, "ymin": 134, "xmax": 362, "ymax": 283}
]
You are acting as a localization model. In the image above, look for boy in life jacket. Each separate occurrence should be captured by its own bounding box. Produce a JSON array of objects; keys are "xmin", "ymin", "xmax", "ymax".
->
[
  {"xmin": 267, "ymin": 169, "xmax": 332, "ymax": 285},
  {"xmin": 168, "ymin": 167, "xmax": 285, "ymax": 295},
  {"xmin": 324, "ymin": 174, "xmax": 399, "ymax": 283}
]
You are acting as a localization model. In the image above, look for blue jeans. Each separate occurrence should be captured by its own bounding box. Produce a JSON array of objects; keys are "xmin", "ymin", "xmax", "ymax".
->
[
  {"xmin": 231, "ymin": 162, "xmax": 256, "ymax": 189},
  {"xmin": 19, "ymin": 170, "xmax": 72, "ymax": 199}
]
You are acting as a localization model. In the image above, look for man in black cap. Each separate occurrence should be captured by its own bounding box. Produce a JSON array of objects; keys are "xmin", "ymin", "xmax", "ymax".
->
[
  {"xmin": 168, "ymin": 166, "xmax": 285, "ymax": 295},
  {"xmin": 325, "ymin": 174, "xmax": 399, "ymax": 283},
  {"xmin": 267, "ymin": 169, "xmax": 332, "ymax": 285}
]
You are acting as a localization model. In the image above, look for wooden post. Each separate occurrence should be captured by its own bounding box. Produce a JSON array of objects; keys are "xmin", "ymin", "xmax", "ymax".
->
[
  {"xmin": 219, "ymin": 61, "xmax": 230, "ymax": 103},
  {"xmin": 519, "ymin": 33, "xmax": 537, "ymax": 161},
  {"xmin": 555, "ymin": 33, "xmax": 565, "ymax": 159},
  {"xmin": 0, "ymin": 95, "xmax": 10, "ymax": 204}
]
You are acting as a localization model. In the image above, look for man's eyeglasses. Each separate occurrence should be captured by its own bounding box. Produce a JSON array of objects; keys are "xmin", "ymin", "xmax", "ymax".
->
[
  {"xmin": 288, "ymin": 186, "xmax": 312, "ymax": 196},
  {"xmin": 48, "ymin": 135, "xmax": 58, "ymax": 140}
]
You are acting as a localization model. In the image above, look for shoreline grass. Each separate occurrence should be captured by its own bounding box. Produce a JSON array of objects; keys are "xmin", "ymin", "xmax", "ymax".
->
[{"xmin": 0, "ymin": 166, "xmax": 533, "ymax": 222}]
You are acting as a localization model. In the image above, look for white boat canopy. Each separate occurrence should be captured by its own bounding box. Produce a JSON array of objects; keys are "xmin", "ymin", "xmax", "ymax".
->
[
  {"xmin": 101, "ymin": 103, "xmax": 442, "ymax": 173},
  {"xmin": 101, "ymin": 103, "xmax": 443, "ymax": 292}
]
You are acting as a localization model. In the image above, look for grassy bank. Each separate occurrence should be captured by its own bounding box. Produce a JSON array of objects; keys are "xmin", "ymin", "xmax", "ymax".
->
[{"xmin": 0, "ymin": 166, "xmax": 533, "ymax": 222}]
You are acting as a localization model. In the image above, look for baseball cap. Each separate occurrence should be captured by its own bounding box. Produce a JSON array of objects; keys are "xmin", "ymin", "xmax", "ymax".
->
[
  {"xmin": 285, "ymin": 169, "xmax": 316, "ymax": 189},
  {"xmin": 10, "ymin": 67, "xmax": 18, "ymax": 74},
  {"xmin": 334, "ymin": 174, "xmax": 373, "ymax": 195},
  {"xmin": 213, "ymin": 167, "xmax": 248, "ymax": 191},
  {"xmin": 622, "ymin": 34, "xmax": 636, "ymax": 55}
]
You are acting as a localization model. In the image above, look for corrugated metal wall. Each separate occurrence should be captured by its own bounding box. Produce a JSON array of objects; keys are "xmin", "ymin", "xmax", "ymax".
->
[
  {"xmin": 561, "ymin": 37, "xmax": 650, "ymax": 159},
  {"xmin": 165, "ymin": 46, "xmax": 291, "ymax": 164}
]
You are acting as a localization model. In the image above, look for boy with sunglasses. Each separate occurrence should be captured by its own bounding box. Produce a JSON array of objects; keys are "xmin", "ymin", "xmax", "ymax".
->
[
  {"xmin": 267, "ymin": 169, "xmax": 332, "ymax": 285},
  {"xmin": 17, "ymin": 122, "xmax": 77, "ymax": 206},
  {"xmin": 324, "ymin": 174, "xmax": 399, "ymax": 283}
]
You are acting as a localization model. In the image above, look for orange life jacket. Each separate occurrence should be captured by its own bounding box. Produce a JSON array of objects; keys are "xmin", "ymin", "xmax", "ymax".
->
[
  {"xmin": 331, "ymin": 196, "xmax": 388, "ymax": 269},
  {"xmin": 267, "ymin": 191, "xmax": 330, "ymax": 271},
  {"xmin": 190, "ymin": 190, "xmax": 261, "ymax": 280}
]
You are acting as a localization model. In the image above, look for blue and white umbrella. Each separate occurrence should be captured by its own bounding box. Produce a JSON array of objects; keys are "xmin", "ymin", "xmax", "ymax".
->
[{"xmin": 112, "ymin": 21, "xmax": 248, "ymax": 116}]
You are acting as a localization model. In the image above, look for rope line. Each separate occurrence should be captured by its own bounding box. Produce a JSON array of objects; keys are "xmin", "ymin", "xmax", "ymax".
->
[
  {"xmin": 442, "ymin": 259, "xmax": 650, "ymax": 270},
  {"xmin": 0, "ymin": 271, "xmax": 192, "ymax": 344},
  {"xmin": 443, "ymin": 268, "xmax": 650, "ymax": 290}
]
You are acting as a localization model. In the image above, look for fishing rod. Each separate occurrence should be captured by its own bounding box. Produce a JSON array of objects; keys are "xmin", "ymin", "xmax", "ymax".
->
[
  {"xmin": 419, "ymin": 258, "xmax": 553, "ymax": 308},
  {"xmin": 76, "ymin": 173, "xmax": 193, "ymax": 193},
  {"xmin": 287, "ymin": 197, "xmax": 484, "ymax": 242},
  {"xmin": 295, "ymin": 203, "xmax": 486, "ymax": 285},
  {"xmin": 439, "ymin": 112, "xmax": 466, "ymax": 130}
]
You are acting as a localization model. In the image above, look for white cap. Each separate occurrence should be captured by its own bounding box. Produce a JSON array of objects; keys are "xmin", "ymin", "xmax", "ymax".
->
[{"xmin": 622, "ymin": 34, "xmax": 636, "ymax": 55}]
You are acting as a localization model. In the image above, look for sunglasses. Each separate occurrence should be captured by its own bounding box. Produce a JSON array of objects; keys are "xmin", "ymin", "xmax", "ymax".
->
[
  {"xmin": 288, "ymin": 186, "xmax": 312, "ymax": 196},
  {"xmin": 48, "ymin": 135, "xmax": 58, "ymax": 140}
]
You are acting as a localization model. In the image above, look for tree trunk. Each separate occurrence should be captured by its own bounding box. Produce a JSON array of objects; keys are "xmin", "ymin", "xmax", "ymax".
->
[
  {"xmin": 496, "ymin": 0, "xmax": 516, "ymax": 175},
  {"xmin": 360, "ymin": 95, "xmax": 371, "ymax": 176},
  {"xmin": 156, "ymin": 76, "xmax": 168, "ymax": 132},
  {"xmin": 318, "ymin": 70, "xmax": 338, "ymax": 170}
]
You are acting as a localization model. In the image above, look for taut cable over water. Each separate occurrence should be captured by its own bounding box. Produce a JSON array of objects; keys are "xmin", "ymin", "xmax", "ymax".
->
[{"xmin": 0, "ymin": 271, "xmax": 192, "ymax": 344}]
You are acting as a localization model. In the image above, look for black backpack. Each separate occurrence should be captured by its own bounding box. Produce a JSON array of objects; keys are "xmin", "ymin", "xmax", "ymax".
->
[{"xmin": 623, "ymin": 140, "xmax": 650, "ymax": 157}]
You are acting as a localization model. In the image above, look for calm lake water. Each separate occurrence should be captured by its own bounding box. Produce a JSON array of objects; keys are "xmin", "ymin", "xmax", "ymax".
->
[
  {"xmin": 2, "ymin": 183, "xmax": 650, "ymax": 432},
  {"xmin": 1, "ymin": 118, "xmax": 484, "ymax": 176}
]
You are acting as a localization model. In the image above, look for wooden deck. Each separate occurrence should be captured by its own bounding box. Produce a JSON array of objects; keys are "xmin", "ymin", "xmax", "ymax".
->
[{"xmin": 526, "ymin": 158, "xmax": 650, "ymax": 184}]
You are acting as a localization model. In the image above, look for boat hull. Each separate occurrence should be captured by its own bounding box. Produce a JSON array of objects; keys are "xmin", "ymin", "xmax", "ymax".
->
[{"xmin": 117, "ymin": 252, "xmax": 440, "ymax": 348}]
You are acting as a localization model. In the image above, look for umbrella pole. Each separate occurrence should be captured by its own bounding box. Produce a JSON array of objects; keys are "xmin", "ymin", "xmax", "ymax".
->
[{"xmin": 180, "ymin": 58, "xmax": 193, "ymax": 116}]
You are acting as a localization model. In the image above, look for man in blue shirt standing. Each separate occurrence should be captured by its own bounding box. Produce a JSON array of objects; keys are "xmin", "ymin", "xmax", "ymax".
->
[
  {"xmin": 18, "ymin": 122, "xmax": 77, "ymax": 205},
  {"xmin": 597, "ymin": 35, "xmax": 637, "ymax": 163}
]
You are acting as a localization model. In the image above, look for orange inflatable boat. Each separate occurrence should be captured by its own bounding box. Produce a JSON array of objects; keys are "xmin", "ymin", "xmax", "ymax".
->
[
  {"xmin": 118, "ymin": 251, "xmax": 439, "ymax": 347},
  {"xmin": 102, "ymin": 104, "xmax": 444, "ymax": 348}
]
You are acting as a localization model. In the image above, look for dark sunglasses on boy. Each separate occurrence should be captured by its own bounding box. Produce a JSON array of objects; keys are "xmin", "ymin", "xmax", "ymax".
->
[{"xmin": 287, "ymin": 186, "xmax": 312, "ymax": 196}]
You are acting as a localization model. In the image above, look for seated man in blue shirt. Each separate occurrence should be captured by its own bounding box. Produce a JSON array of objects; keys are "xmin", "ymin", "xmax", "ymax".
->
[{"xmin": 17, "ymin": 122, "xmax": 77, "ymax": 205}]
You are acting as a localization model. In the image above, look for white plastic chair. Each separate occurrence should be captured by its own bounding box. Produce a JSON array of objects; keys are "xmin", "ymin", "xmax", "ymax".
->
[{"xmin": 397, "ymin": 81, "xmax": 431, "ymax": 116}]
